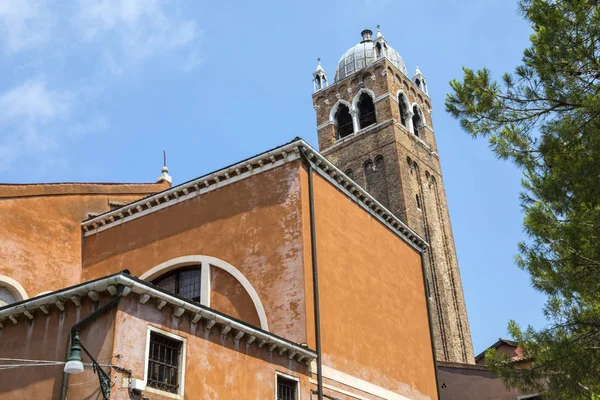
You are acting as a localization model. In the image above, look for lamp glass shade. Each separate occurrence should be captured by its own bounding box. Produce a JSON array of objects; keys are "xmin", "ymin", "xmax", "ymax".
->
[{"xmin": 64, "ymin": 360, "xmax": 84, "ymax": 374}]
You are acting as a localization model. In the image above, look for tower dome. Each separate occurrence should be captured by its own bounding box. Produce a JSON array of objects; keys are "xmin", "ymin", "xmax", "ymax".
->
[{"xmin": 334, "ymin": 28, "xmax": 408, "ymax": 82}]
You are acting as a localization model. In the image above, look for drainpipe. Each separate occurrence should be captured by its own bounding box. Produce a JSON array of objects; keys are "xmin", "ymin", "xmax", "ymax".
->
[
  {"xmin": 420, "ymin": 252, "xmax": 442, "ymax": 400},
  {"xmin": 60, "ymin": 284, "xmax": 124, "ymax": 400},
  {"xmin": 299, "ymin": 148, "xmax": 324, "ymax": 400}
]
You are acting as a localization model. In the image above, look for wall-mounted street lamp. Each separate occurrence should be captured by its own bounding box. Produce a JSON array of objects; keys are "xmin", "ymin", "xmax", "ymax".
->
[{"xmin": 64, "ymin": 332, "xmax": 112, "ymax": 400}]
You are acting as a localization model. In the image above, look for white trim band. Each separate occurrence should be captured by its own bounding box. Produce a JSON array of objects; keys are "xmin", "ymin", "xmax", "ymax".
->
[{"xmin": 0, "ymin": 274, "xmax": 316, "ymax": 363}]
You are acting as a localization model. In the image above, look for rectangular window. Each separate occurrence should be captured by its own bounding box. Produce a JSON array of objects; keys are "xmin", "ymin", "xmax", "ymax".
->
[
  {"xmin": 147, "ymin": 331, "xmax": 183, "ymax": 394},
  {"xmin": 277, "ymin": 376, "xmax": 298, "ymax": 400}
]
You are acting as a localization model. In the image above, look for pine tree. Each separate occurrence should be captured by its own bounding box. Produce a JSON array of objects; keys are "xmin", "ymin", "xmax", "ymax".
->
[{"xmin": 445, "ymin": 1, "xmax": 600, "ymax": 398}]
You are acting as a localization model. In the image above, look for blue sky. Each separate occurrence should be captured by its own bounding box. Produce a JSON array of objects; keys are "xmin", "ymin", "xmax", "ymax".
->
[{"xmin": 0, "ymin": 0, "xmax": 546, "ymax": 355}]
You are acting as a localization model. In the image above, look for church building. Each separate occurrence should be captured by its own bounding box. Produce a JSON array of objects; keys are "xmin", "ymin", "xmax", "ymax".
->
[{"xmin": 0, "ymin": 28, "xmax": 484, "ymax": 400}]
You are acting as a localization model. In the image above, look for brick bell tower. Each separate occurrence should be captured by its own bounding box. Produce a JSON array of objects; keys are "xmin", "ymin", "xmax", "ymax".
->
[{"xmin": 311, "ymin": 28, "xmax": 475, "ymax": 364}]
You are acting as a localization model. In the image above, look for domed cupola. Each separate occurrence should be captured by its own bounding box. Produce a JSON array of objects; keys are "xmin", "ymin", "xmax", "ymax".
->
[{"xmin": 334, "ymin": 28, "xmax": 408, "ymax": 82}]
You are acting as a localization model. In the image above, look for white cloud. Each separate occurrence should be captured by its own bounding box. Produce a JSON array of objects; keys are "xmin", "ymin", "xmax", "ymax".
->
[
  {"xmin": 76, "ymin": 0, "xmax": 201, "ymax": 72},
  {"xmin": 0, "ymin": 1, "xmax": 202, "ymax": 175},
  {"xmin": 0, "ymin": 80, "xmax": 75, "ymax": 172},
  {"xmin": 0, "ymin": 0, "xmax": 54, "ymax": 53},
  {"xmin": 0, "ymin": 80, "xmax": 72, "ymax": 122}
]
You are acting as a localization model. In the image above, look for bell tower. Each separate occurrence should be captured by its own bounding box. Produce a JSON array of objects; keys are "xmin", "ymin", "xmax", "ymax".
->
[{"xmin": 312, "ymin": 28, "xmax": 475, "ymax": 364}]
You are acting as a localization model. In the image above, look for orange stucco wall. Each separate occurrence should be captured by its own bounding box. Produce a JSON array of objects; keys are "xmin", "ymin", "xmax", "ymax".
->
[
  {"xmin": 307, "ymin": 169, "xmax": 438, "ymax": 400},
  {"xmin": 0, "ymin": 294, "xmax": 117, "ymax": 400},
  {"xmin": 1, "ymin": 159, "xmax": 438, "ymax": 399},
  {"xmin": 210, "ymin": 266, "xmax": 260, "ymax": 327},
  {"xmin": 0, "ymin": 182, "xmax": 169, "ymax": 298},
  {"xmin": 112, "ymin": 296, "xmax": 312, "ymax": 400},
  {"xmin": 82, "ymin": 162, "xmax": 307, "ymax": 343}
]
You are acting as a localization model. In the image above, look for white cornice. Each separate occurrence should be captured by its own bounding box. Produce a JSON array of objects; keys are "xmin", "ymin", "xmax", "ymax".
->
[
  {"xmin": 0, "ymin": 274, "xmax": 317, "ymax": 363},
  {"xmin": 81, "ymin": 139, "xmax": 427, "ymax": 251}
]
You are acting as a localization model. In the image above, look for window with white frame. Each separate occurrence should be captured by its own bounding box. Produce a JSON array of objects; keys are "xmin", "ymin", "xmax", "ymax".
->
[
  {"xmin": 276, "ymin": 374, "xmax": 298, "ymax": 400},
  {"xmin": 141, "ymin": 255, "xmax": 270, "ymax": 331},
  {"xmin": 146, "ymin": 327, "xmax": 186, "ymax": 397}
]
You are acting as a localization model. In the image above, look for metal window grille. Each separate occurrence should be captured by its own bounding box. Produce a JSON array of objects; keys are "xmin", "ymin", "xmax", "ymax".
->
[
  {"xmin": 147, "ymin": 332, "xmax": 183, "ymax": 394},
  {"xmin": 277, "ymin": 376, "xmax": 297, "ymax": 400},
  {"xmin": 153, "ymin": 267, "xmax": 201, "ymax": 303}
]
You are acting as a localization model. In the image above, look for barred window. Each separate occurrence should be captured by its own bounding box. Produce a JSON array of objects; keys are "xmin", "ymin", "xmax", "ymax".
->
[
  {"xmin": 153, "ymin": 267, "xmax": 201, "ymax": 303},
  {"xmin": 147, "ymin": 331, "xmax": 183, "ymax": 394},
  {"xmin": 277, "ymin": 376, "xmax": 298, "ymax": 400}
]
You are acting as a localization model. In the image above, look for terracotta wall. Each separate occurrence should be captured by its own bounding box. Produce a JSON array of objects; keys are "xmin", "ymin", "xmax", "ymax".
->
[
  {"xmin": 0, "ymin": 182, "xmax": 169, "ymax": 298},
  {"xmin": 0, "ymin": 294, "xmax": 117, "ymax": 399},
  {"xmin": 82, "ymin": 163, "xmax": 307, "ymax": 343},
  {"xmin": 307, "ymin": 169, "xmax": 438, "ymax": 400},
  {"xmin": 112, "ymin": 296, "xmax": 312, "ymax": 400}
]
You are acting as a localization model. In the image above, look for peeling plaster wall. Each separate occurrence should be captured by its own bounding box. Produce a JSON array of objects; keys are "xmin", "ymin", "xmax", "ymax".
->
[
  {"xmin": 0, "ymin": 182, "xmax": 170, "ymax": 298},
  {"xmin": 112, "ymin": 296, "xmax": 312, "ymax": 400},
  {"xmin": 307, "ymin": 169, "xmax": 438, "ymax": 400},
  {"xmin": 0, "ymin": 294, "xmax": 117, "ymax": 399},
  {"xmin": 82, "ymin": 162, "xmax": 307, "ymax": 343}
]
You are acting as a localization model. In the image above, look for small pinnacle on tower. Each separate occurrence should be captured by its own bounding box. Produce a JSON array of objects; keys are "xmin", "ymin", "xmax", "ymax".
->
[
  {"xmin": 376, "ymin": 25, "xmax": 383, "ymax": 39},
  {"xmin": 157, "ymin": 150, "xmax": 172, "ymax": 184},
  {"xmin": 313, "ymin": 58, "xmax": 328, "ymax": 92}
]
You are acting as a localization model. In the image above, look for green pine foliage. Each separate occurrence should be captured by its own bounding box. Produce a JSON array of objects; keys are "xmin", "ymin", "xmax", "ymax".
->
[{"xmin": 445, "ymin": 0, "xmax": 600, "ymax": 398}]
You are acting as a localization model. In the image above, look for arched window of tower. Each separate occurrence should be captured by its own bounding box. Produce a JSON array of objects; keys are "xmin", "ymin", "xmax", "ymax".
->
[
  {"xmin": 375, "ymin": 42, "xmax": 382, "ymax": 58},
  {"xmin": 357, "ymin": 92, "xmax": 376, "ymax": 129},
  {"xmin": 315, "ymin": 75, "xmax": 321, "ymax": 90},
  {"xmin": 334, "ymin": 103, "xmax": 354, "ymax": 139},
  {"xmin": 415, "ymin": 78, "xmax": 421, "ymax": 89},
  {"xmin": 398, "ymin": 93, "xmax": 410, "ymax": 127},
  {"xmin": 345, "ymin": 169, "xmax": 354, "ymax": 180},
  {"xmin": 412, "ymin": 105, "xmax": 423, "ymax": 136}
]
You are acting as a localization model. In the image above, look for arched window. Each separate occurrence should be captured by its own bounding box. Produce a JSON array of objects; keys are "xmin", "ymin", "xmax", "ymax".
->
[
  {"xmin": 0, "ymin": 287, "xmax": 17, "ymax": 306},
  {"xmin": 335, "ymin": 104, "xmax": 354, "ymax": 139},
  {"xmin": 398, "ymin": 93, "xmax": 409, "ymax": 127},
  {"xmin": 0, "ymin": 275, "xmax": 28, "ymax": 306},
  {"xmin": 357, "ymin": 92, "xmax": 376, "ymax": 129},
  {"xmin": 412, "ymin": 105, "xmax": 423, "ymax": 136},
  {"xmin": 152, "ymin": 267, "xmax": 202, "ymax": 303},
  {"xmin": 375, "ymin": 42, "xmax": 382, "ymax": 58},
  {"xmin": 142, "ymin": 255, "xmax": 269, "ymax": 330},
  {"xmin": 415, "ymin": 78, "xmax": 421, "ymax": 89},
  {"xmin": 416, "ymin": 194, "xmax": 422, "ymax": 210},
  {"xmin": 315, "ymin": 76, "xmax": 321, "ymax": 90}
]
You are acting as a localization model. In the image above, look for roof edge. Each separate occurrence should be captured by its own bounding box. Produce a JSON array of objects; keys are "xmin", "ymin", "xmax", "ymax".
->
[
  {"xmin": 81, "ymin": 138, "xmax": 428, "ymax": 251},
  {"xmin": 0, "ymin": 181, "xmax": 171, "ymax": 199},
  {"xmin": 0, "ymin": 272, "xmax": 317, "ymax": 363}
]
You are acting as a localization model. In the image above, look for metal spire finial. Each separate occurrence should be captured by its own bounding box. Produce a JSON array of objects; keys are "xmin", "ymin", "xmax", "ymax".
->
[{"xmin": 157, "ymin": 150, "xmax": 172, "ymax": 184}]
